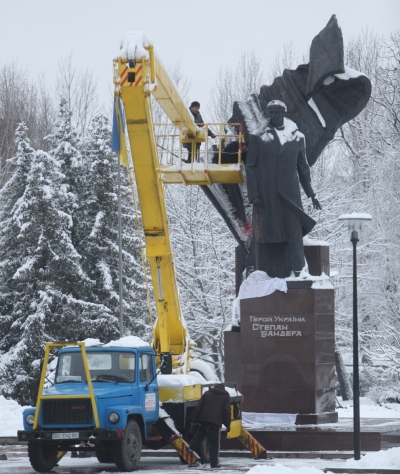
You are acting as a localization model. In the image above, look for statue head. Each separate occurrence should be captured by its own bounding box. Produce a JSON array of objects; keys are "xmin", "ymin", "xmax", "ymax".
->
[{"xmin": 267, "ymin": 100, "xmax": 286, "ymax": 128}]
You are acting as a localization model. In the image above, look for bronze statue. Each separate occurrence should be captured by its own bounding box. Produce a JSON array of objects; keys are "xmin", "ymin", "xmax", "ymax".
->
[
  {"xmin": 200, "ymin": 16, "xmax": 371, "ymax": 281},
  {"xmin": 245, "ymin": 100, "xmax": 321, "ymax": 278}
]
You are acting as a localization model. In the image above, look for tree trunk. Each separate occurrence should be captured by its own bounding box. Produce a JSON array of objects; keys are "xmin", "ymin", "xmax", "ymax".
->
[{"xmin": 335, "ymin": 345, "xmax": 353, "ymax": 401}]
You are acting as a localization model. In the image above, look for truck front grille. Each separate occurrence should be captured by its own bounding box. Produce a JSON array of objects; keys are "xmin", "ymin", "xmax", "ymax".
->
[{"xmin": 42, "ymin": 398, "xmax": 92, "ymax": 424}]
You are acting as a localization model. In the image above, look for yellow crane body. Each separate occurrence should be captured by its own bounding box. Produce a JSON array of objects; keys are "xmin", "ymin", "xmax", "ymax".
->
[
  {"xmin": 116, "ymin": 59, "xmax": 187, "ymax": 368},
  {"xmin": 113, "ymin": 32, "xmax": 267, "ymax": 459},
  {"xmin": 114, "ymin": 40, "xmax": 245, "ymax": 371}
]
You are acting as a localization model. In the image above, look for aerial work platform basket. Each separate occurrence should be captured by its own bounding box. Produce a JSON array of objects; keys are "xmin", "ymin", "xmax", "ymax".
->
[
  {"xmin": 160, "ymin": 162, "xmax": 245, "ymax": 186},
  {"xmin": 156, "ymin": 122, "xmax": 246, "ymax": 186}
]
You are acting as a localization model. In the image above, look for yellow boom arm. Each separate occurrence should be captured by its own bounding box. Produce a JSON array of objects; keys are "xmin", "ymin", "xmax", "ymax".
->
[
  {"xmin": 113, "ymin": 33, "xmax": 244, "ymax": 372},
  {"xmin": 114, "ymin": 36, "xmax": 205, "ymax": 372}
]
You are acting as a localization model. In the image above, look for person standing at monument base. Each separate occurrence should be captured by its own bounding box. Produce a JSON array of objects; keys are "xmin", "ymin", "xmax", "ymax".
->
[
  {"xmin": 189, "ymin": 383, "xmax": 231, "ymax": 469},
  {"xmin": 245, "ymin": 100, "xmax": 321, "ymax": 278}
]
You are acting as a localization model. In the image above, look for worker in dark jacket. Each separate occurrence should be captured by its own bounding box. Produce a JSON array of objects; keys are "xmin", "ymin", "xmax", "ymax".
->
[
  {"xmin": 183, "ymin": 101, "xmax": 216, "ymax": 163},
  {"xmin": 189, "ymin": 383, "xmax": 231, "ymax": 469},
  {"xmin": 213, "ymin": 140, "xmax": 248, "ymax": 164}
]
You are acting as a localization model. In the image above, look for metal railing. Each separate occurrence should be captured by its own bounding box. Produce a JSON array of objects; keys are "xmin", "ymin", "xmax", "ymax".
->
[{"xmin": 153, "ymin": 122, "xmax": 244, "ymax": 168}]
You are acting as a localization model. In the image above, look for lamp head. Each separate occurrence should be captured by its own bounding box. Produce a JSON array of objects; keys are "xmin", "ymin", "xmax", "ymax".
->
[{"xmin": 338, "ymin": 213, "xmax": 372, "ymax": 239}]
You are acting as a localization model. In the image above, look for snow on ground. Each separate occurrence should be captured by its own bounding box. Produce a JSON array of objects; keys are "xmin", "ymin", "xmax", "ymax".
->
[
  {"xmin": 1, "ymin": 396, "xmax": 400, "ymax": 472},
  {"xmin": 0, "ymin": 395, "xmax": 30, "ymax": 436},
  {"xmin": 245, "ymin": 448, "xmax": 400, "ymax": 472},
  {"xmin": 0, "ymin": 454, "xmax": 344, "ymax": 474},
  {"xmin": 345, "ymin": 447, "xmax": 400, "ymax": 468},
  {"xmin": 336, "ymin": 396, "xmax": 400, "ymax": 419},
  {"xmin": 248, "ymin": 465, "xmax": 331, "ymax": 473},
  {"xmin": 2, "ymin": 395, "xmax": 400, "ymax": 437},
  {"xmin": 1, "ymin": 452, "xmax": 400, "ymax": 474}
]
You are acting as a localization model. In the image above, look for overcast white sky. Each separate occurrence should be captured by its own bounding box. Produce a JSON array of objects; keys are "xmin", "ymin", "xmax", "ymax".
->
[{"xmin": 1, "ymin": 0, "xmax": 399, "ymax": 120}]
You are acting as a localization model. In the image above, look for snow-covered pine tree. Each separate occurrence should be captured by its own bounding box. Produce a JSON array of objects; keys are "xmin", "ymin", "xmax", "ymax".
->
[
  {"xmin": 0, "ymin": 123, "xmax": 35, "ymax": 340},
  {"xmin": 0, "ymin": 146, "xmax": 119, "ymax": 404},
  {"xmin": 77, "ymin": 114, "xmax": 150, "ymax": 339},
  {"xmin": 45, "ymin": 98, "xmax": 80, "ymax": 238}
]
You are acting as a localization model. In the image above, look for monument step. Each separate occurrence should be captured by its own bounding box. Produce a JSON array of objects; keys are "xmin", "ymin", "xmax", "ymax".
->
[
  {"xmin": 0, "ymin": 444, "xmax": 362, "ymax": 460},
  {"xmin": 221, "ymin": 429, "xmax": 381, "ymax": 452}
]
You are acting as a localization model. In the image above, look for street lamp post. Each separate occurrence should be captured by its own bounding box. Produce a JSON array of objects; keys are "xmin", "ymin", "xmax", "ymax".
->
[{"xmin": 338, "ymin": 213, "xmax": 372, "ymax": 461}]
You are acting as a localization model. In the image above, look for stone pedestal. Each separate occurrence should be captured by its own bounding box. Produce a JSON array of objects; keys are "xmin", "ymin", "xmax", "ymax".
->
[
  {"xmin": 225, "ymin": 287, "xmax": 337, "ymax": 424},
  {"xmin": 304, "ymin": 245, "xmax": 330, "ymax": 277}
]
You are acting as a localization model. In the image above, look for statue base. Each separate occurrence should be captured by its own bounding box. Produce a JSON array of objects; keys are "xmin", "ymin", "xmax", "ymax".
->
[{"xmin": 225, "ymin": 286, "xmax": 337, "ymax": 425}]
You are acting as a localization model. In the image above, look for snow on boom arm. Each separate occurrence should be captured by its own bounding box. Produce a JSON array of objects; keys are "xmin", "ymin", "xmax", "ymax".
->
[{"xmin": 113, "ymin": 32, "xmax": 206, "ymax": 373}]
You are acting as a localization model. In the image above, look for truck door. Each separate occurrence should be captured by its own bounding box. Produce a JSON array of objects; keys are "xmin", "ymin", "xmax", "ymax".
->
[{"xmin": 138, "ymin": 352, "xmax": 158, "ymax": 423}]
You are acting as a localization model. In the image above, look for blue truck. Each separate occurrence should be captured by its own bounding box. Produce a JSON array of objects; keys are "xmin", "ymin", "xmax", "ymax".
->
[
  {"xmin": 17, "ymin": 341, "xmax": 205, "ymax": 472},
  {"xmin": 17, "ymin": 341, "xmax": 262, "ymax": 472}
]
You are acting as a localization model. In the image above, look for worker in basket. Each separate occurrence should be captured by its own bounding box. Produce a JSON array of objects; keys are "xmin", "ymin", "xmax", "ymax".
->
[{"xmin": 183, "ymin": 101, "xmax": 216, "ymax": 163}]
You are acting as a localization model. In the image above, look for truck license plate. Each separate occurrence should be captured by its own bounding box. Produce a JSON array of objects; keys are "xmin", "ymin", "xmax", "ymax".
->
[{"xmin": 52, "ymin": 432, "xmax": 79, "ymax": 440}]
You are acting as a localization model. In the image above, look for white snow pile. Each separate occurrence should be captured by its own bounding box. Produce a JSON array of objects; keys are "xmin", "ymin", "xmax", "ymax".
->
[
  {"xmin": 117, "ymin": 30, "xmax": 152, "ymax": 61},
  {"xmin": 81, "ymin": 338, "xmax": 102, "ymax": 347},
  {"xmin": 0, "ymin": 395, "xmax": 30, "ymax": 436},
  {"xmin": 65, "ymin": 336, "xmax": 150, "ymax": 348},
  {"xmin": 303, "ymin": 236, "xmax": 329, "ymax": 247},
  {"xmin": 104, "ymin": 335, "xmax": 150, "ymax": 348},
  {"xmin": 311, "ymin": 272, "xmax": 334, "ymax": 290},
  {"xmin": 246, "ymin": 464, "xmax": 327, "ymax": 473},
  {"xmin": 335, "ymin": 65, "xmax": 366, "ymax": 81},
  {"xmin": 158, "ymin": 374, "xmax": 200, "ymax": 389},
  {"xmin": 285, "ymin": 269, "xmax": 334, "ymax": 290},
  {"xmin": 190, "ymin": 358, "xmax": 219, "ymax": 382},
  {"xmin": 345, "ymin": 447, "xmax": 400, "ymax": 469},
  {"xmin": 338, "ymin": 212, "xmax": 373, "ymax": 221},
  {"xmin": 224, "ymin": 386, "xmax": 241, "ymax": 399},
  {"xmin": 158, "ymin": 407, "xmax": 179, "ymax": 434}
]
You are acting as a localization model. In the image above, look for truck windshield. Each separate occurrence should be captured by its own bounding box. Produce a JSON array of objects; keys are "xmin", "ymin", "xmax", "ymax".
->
[{"xmin": 56, "ymin": 351, "xmax": 136, "ymax": 383}]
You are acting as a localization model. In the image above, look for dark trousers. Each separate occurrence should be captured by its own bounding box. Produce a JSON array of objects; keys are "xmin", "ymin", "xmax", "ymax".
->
[
  {"xmin": 189, "ymin": 422, "xmax": 220, "ymax": 467},
  {"xmin": 255, "ymin": 226, "xmax": 305, "ymax": 278},
  {"xmin": 183, "ymin": 142, "xmax": 201, "ymax": 162}
]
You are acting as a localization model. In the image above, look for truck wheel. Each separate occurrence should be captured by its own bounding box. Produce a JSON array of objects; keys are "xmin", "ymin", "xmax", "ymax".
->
[
  {"xmin": 95, "ymin": 441, "xmax": 114, "ymax": 463},
  {"xmin": 28, "ymin": 440, "xmax": 58, "ymax": 472},
  {"xmin": 113, "ymin": 419, "xmax": 142, "ymax": 471}
]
